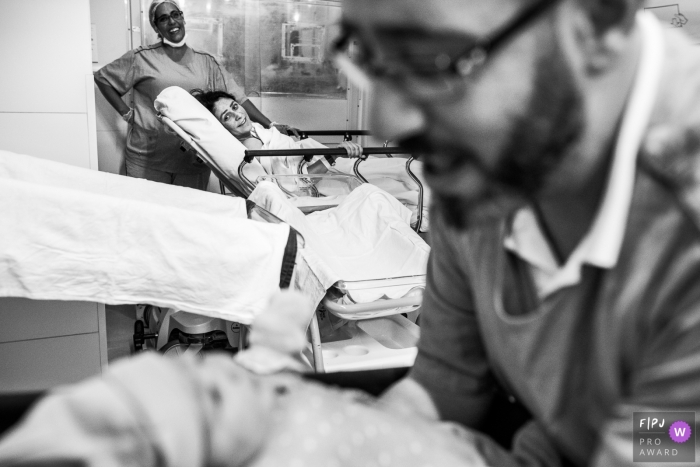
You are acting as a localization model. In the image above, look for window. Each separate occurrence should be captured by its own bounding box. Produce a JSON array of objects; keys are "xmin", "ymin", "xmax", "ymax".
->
[{"xmin": 144, "ymin": 0, "xmax": 345, "ymax": 98}]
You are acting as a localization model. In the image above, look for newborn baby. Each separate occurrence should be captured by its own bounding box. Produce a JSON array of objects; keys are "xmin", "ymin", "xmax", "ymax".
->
[{"xmin": 0, "ymin": 292, "xmax": 491, "ymax": 467}]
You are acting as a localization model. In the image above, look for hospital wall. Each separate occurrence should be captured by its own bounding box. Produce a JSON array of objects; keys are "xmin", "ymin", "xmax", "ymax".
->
[
  {"xmin": 0, "ymin": 0, "xmax": 107, "ymax": 392},
  {"xmin": 90, "ymin": 0, "xmax": 131, "ymax": 176}
]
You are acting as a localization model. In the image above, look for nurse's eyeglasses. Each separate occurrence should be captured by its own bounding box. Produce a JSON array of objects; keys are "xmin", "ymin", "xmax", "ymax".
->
[
  {"xmin": 156, "ymin": 10, "xmax": 184, "ymax": 26},
  {"xmin": 332, "ymin": 0, "xmax": 561, "ymax": 101}
]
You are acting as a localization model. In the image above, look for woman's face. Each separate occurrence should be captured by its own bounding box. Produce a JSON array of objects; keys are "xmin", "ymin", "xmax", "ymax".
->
[
  {"xmin": 154, "ymin": 2, "xmax": 186, "ymax": 43},
  {"xmin": 213, "ymin": 97, "xmax": 253, "ymax": 139}
]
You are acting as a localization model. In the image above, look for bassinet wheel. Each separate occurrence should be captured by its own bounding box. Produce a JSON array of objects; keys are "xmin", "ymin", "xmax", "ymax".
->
[{"xmin": 160, "ymin": 340, "xmax": 203, "ymax": 358}]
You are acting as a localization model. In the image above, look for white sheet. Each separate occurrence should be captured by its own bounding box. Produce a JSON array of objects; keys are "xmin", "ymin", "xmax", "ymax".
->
[
  {"xmin": 249, "ymin": 182, "xmax": 429, "ymax": 304},
  {"xmin": 0, "ymin": 151, "xmax": 292, "ymax": 324},
  {"xmin": 0, "ymin": 150, "xmax": 246, "ymax": 218}
]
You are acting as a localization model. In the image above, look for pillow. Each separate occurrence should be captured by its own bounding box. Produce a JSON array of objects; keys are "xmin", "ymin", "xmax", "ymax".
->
[{"xmin": 154, "ymin": 86, "xmax": 266, "ymax": 196}]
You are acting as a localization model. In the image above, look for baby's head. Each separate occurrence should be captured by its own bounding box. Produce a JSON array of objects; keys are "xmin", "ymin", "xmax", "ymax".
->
[{"xmin": 192, "ymin": 90, "xmax": 252, "ymax": 140}]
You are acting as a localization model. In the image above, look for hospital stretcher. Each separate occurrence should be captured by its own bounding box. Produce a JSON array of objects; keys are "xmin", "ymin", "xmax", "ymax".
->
[
  {"xmin": 158, "ymin": 114, "xmax": 426, "ymax": 373},
  {"xmin": 232, "ymin": 147, "xmax": 427, "ymax": 371}
]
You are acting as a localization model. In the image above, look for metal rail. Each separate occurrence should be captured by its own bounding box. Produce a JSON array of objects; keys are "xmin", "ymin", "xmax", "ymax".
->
[
  {"xmin": 406, "ymin": 157, "xmax": 424, "ymax": 233},
  {"xmin": 289, "ymin": 130, "xmax": 371, "ymax": 142},
  {"xmin": 244, "ymin": 147, "xmax": 406, "ymax": 159}
]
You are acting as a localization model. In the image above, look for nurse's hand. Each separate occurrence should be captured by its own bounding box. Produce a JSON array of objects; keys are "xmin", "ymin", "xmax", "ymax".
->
[{"xmin": 340, "ymin": 141, "xmax": 365, "ymax": 159}]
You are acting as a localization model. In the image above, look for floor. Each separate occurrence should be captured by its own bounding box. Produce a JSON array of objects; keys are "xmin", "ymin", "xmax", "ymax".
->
[{"xmin": 105, "ymin": 304, "xmax": 136, "ymax": 363}]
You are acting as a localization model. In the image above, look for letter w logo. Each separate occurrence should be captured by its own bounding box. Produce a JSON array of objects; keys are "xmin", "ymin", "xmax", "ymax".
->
[{"xmin": 674, "ymin": 427, "xmax": 687, "ymax": 437}]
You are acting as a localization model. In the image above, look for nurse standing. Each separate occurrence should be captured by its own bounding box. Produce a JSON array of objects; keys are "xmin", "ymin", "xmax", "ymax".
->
[{"xmin": 94, "ymin": 0, "xmax": 282, "ymax": 190}]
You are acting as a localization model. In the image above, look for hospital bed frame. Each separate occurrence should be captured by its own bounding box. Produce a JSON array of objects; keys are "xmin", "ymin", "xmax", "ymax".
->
[
  {"xmin": 158, "ymin": 114, "xmax": 425, "ymax": 372},
  {"xmin": 240, "ymin": 147, "xmax": 425, "ymax": 233}
]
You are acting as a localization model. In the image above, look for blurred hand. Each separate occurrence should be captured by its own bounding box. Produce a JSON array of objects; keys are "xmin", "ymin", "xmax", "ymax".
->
[{"xmin": 235, "ymin": 290, "xmax": 314, "ymax": 374}]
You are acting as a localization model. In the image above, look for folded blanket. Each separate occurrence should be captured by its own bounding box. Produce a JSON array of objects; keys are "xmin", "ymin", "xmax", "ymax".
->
[{"xmin": 0, "ymin": 151, "xmax": 293, "ymax": 324}]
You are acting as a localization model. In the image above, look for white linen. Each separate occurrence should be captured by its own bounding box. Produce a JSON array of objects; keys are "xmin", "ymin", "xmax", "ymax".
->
[
  {"xmin": 0, "ymin": 151, "xmax": 292, "ymax": 324},
  {"xmin": 154, "ymin": 86, "xmax": 267, "ymax": 196},
  {"xmin": 249, "ymin": 182, "xmax": 429, "ymax": 304}
]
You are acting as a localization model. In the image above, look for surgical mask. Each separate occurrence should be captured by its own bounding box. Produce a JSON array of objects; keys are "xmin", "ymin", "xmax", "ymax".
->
[{"xmin": 163, "ymin": 33, "xmax": 187, "ymax": 48}]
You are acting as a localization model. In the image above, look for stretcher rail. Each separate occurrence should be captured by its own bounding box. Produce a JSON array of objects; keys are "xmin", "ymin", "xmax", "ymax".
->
[
  {"xmin": 243, "ymin": 147, "xmax": 407, "ymax": 160},
  {"xmin": 288, "ymin": 130, "xmax": 371, "ymax": 142},
  {"xmin": 287, "ymin": 130, "xmax": 393, "ymax": 157}
]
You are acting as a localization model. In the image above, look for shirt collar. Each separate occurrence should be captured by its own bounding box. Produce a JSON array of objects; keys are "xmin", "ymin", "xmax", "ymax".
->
[{"xmin": 504, "ymin": 12, "xmax": 665, "ymax": 275}]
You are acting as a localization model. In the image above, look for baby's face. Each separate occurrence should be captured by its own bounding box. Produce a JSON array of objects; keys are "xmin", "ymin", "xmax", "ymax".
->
[{"xmin": 213, "ymin": 97, "xmax": 252, "ymax": 139}]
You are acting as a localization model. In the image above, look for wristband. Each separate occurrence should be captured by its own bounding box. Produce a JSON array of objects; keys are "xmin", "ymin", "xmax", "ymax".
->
[{"xmin": 268, "ymin": 121, "xmax": 279, "ymax": 130}]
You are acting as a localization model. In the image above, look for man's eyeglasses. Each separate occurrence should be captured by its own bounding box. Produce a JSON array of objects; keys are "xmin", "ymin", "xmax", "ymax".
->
[
  {"xmin": 333, "ymin": 0, "xmax": 561, "ymax": 100},
  {"xmin": 156, "ymin": 10, "xmax": 184, "ymax": 26}
]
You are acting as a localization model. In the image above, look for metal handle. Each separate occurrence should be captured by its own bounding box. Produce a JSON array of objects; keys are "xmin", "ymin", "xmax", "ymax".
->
[
  {"xmin": 353, "ymin": 158, "xmax": 368, "ymax": 183},
  {"xmin": 406, "ymin": 156, "xmax": 424, "ymax": 233}
]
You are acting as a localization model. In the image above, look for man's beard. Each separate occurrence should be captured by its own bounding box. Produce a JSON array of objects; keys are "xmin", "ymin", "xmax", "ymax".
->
[{"xmin": 401, "ymin": 39, "xmax": 585, "ymax": 230}]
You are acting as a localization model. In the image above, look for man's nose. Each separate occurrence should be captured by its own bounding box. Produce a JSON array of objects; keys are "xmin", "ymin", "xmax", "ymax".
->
[{"xmin": 369, "ymin": 81, "xmax": 426, "ymax": 143}]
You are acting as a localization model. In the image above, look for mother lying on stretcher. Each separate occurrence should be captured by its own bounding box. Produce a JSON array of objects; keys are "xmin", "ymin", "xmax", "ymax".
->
[{"xmin": 192, "ymin": 90, "xmax": 430, "ymax": 231}]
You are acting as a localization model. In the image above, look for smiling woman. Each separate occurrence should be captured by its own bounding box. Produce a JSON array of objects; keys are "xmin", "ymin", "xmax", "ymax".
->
[{"xmin": 93, "ymin": 0, "xmax": 282, "ymax": 190}]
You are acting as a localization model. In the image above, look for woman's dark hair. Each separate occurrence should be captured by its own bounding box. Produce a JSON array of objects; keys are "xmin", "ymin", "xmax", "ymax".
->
[{"xmin": 190, "ymin": 89, "xmax": 237, "ymax": 115}]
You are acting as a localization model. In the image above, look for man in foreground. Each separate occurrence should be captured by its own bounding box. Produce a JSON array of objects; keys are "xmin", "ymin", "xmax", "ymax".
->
[
  {"xmin": 337, "ymin": 0, "xmax": 700, "ymax": 465},
  {"xmin": 2, "ymin": 0, "xmax": 700, "ymax": 466}
]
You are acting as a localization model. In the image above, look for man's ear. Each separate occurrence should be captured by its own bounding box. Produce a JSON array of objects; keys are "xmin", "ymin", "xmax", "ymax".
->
[
  {"xmin": 568, "ymin": 3, "xmax": 633, "ymax": 76},
  {"xmin": 586, "ymin": 27, "xmax": 631, "ymax": 75}
]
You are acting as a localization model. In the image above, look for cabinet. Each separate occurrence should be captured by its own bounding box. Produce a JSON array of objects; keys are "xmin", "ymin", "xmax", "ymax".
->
[{"xmin": 0, "ymin": 0, "xmax": 106, "ymax": 392}]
